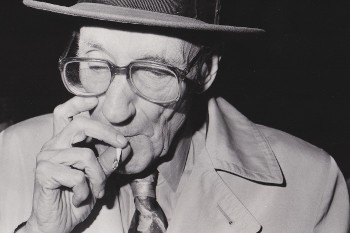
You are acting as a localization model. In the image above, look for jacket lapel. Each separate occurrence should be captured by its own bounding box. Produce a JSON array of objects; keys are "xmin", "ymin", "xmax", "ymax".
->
[
  {"xmin": 166, "ymin": 164, "xmax": 261, "ymax": 233},
  {"xmin": 167, "ymin": 97, "xmax": 286, "ymax": 232},
  {"xmin": 205, "ymin": 98, "xmax": 284, "ymax": 184}
]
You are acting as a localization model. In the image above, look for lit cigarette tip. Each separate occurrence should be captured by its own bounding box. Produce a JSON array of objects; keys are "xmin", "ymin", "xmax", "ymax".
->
[
  {"xmin": 112, "ymin": 148, "xmax": 122, "ymax": 171},
  {"xmin": 116, "ymin": 147, "xmax": 122, "ymax": 162}
]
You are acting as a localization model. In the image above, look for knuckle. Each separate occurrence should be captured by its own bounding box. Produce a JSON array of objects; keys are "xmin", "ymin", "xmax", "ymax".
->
[
  {"xmin": 71, "ymin": 117, "xmax": 87, "ymax": 128},
  {"xmin": 36, "ymin": 161, "xmax": 50, "ymax": 174},
  {"xmin": 53, "ymin": 104, "xmax": 65, "ymax": 117},
  {"xmin": 81, "ymin": 148, "xmax": 96, "ymax": 163},
  {"xmin": 74, "ymin": 172, "xmax": 86, "ymax": 185},
  {"xmin": 35, "ymin": 161, "xmax": 53, "ymax": 186},
  {"xmin": 41, "ymin": 139, "xmax": 55, "ymax": 151}
]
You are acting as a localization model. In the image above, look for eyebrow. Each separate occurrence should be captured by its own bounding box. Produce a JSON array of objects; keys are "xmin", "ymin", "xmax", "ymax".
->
[
  {"xmin": 139, "ymin": 55, "xmax": 185, "ymax": 69},
  {"xmin": 79, "ymin": 40, "xmax": 186, "ymax": 69},
  {"xmin": 85, "ymin": 42, "xmax": 106, "ymax": 52},
  {"xmin": 79, "ymin": 40, "xmax": 113, "ymax": 57}
]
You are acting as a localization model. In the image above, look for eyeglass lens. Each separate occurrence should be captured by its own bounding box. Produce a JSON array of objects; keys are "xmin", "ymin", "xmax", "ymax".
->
[{"xmin": 64, "ymin": 60, "xmax": 180, "ymax": 102}]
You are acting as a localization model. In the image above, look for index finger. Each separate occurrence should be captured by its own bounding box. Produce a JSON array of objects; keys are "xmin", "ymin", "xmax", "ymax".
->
[
  {"xmin": 49, "ymin": 117, "xmax": 128, "ymax": 150},
  {"xmin": 53, "ymin": 96, "xmax": 98, "ymax": 135}
]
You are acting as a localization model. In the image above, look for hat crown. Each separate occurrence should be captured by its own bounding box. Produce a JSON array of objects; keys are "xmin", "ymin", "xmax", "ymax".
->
[{"xmin": 77, "ymin": 0, "xmax": 221, "ymax": 24}]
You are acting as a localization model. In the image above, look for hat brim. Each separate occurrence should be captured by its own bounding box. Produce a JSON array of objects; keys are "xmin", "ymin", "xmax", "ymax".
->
[{"xmin": 23, "ymin": 0, "xmax": 265, "ymax": 34}]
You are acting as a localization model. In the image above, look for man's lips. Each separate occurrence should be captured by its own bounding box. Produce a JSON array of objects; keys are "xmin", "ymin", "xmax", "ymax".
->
[
  {"xmin": 95, "ymin": 134, "xmax": 149, "ymax": 164},
  {"xmin": 95, "ymin": 142, "xmax": 131, "ymax": 165}
]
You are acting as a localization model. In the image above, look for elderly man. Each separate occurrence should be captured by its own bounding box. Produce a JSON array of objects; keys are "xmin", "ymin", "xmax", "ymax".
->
[{"xmin": 0, "ymin": 0, "xmax": 349, "ymax": 232}]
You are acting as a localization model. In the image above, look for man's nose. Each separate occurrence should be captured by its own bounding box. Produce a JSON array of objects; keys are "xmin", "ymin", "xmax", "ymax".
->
[{"xmin": 101, "ymin": 75, "xmax": 136, "ymax": 124}]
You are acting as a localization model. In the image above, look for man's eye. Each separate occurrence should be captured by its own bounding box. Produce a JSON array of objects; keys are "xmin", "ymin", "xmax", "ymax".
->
[
  {"xmin": 135, "ymin": 66, "xmax": 173, "ymax": 79},
  {"xmin": 133, "ymin": 68, "xmax": 176, "ymax": 88},
  {"xmin": 142, "ymin": 70, "xmax": 168, "ymax": 79},
  {"xmin": 88, "ymin": 65, "xmax": 109, "ymax": 71},
  {"xmin": 80, "ymin": 61, "xmax": 109, "ymax": 72}
]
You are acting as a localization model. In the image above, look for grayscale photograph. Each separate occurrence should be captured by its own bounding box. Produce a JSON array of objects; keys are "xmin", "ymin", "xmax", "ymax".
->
[{"xmin": 1, "ymin": 0, "xmax": 349, "ymax": 232}]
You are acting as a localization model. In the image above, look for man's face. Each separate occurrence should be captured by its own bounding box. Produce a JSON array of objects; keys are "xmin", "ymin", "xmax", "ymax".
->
[{"xmin": 78, "ymin": 26, "xmax": 200, "ymax": 174}]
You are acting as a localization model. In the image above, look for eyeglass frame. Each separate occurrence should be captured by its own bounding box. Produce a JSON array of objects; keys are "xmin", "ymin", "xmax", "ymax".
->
[{"xmin": 58, "ymin": 32, "xmax": 204, "ymax": 105}]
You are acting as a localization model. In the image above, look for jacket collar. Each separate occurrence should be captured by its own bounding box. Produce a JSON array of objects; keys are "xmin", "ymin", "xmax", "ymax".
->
[
  {"xmin": 168, "ymin": 116, "xmax": 264, "ymax": 233},
  {"xmin": 205, "ymin": 97, "xmax": 283, "ymax": 184},
  {"xmin": 159, "ymin": 96, "xmax": 284, "ymax": 192},
  {"xmin": 160, "ymin": 97, "xmax": 283, "ymax": 232}
]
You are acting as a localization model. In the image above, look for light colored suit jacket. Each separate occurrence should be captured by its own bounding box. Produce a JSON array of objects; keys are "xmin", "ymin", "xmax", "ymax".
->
[{"xmin": 0, "ymin": 97, "xmax": 349, "ymax": 232}]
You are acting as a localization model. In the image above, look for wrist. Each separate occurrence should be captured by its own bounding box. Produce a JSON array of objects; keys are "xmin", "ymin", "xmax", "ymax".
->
[{"xmin": 19, "ymin": 217, "xmax": 45, "ymax": 233}]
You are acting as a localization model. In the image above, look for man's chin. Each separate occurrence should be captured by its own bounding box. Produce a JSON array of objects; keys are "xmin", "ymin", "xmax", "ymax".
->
[{"xmin": 116, "ymin": 153, "xmax": 156, "ymax": 175}]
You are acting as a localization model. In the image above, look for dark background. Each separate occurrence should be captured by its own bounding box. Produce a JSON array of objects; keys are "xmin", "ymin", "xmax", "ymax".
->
[{"xmin": 1, "ymin": 1, "xmax": 350, "ymax": 178}]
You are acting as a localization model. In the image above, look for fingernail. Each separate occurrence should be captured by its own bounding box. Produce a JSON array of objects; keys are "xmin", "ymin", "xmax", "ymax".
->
[
  {"xmin": 116, "ymin": 135, "xmax": 127, "ymax": 146},
  {"xmin": 98, "ymin": 190, "xmax": 105, "ymax": 199}
]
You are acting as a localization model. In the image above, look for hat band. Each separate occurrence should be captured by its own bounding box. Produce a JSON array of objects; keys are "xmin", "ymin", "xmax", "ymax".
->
[{"xmin": 77, "ymin": 0, "xmax": 221, "ymax": 24}]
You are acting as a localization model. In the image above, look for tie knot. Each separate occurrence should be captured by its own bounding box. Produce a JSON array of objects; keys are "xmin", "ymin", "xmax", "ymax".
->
[
  {"xmin": 128, "ymin": 172, "xmax": 168, "ymax": 232},
  {"xmin": 130, "ymin": 172, "xmax": 158, "ymax": 198}
]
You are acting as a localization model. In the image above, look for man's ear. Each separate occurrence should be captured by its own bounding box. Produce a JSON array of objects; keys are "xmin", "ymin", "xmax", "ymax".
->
[{"xmin": 197, "ymin": 54, "xmax": 221, "ymax": 93}]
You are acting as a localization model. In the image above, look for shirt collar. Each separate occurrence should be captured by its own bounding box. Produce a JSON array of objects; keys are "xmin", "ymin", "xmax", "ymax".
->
[{"xmin": 157, "ymin": 123, "xmax": 192, "ymax": 192}]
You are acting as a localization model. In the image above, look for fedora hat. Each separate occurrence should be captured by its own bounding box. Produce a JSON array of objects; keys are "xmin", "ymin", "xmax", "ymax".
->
[{"xmin": 23, "ymin": 0, "xmax": 264, "ymax": 34}]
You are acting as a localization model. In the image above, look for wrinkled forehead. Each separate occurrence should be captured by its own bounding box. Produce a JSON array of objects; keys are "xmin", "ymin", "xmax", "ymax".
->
[{"xmin": 78, "ymin": 26, "xmax": 200, "ymax": 66}]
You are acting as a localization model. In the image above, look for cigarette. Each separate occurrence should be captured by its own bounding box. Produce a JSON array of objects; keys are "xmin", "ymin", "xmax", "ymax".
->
[
  {"xmin": 116, "ymin": 147, "xmax": 122, "ymax": 162},
  {"xmin": 112, "ymin": 147, "xmax": 122, "ymax": 170}
]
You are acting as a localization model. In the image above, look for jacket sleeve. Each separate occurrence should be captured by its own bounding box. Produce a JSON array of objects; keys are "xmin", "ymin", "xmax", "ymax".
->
[
  {"xmin": 0, "ymin": 129, "xmax": 36, "ymax": 232},
  {"xmin": 0, "ymin": 114, "xmax": 53, "ymax": 233},
  {"xmin": 313, "ymin": 157, "xmax": 350, "ymax": 233}
]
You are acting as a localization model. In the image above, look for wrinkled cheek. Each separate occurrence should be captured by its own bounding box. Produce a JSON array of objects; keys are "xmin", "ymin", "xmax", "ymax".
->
[
  {"xmin": 128, "ymin": 134, "xmax": 155, "ymax": 160},
  {"xmin": 152, "ymin": 111, "xmax": 187, "ymax": 157},
  {"xmin": 150, "ymin": 116, "xmax": 171, "ymax": 157}
]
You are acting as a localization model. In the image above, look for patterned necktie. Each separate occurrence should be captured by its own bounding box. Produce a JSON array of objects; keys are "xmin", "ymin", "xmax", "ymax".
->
[{"xmin": 128, "ymin": 172, "xmax": 168, "ymax": 233}]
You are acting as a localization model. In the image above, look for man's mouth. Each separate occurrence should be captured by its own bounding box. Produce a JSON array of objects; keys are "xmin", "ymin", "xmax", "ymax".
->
[{"xmin": 94, "ymin": 134, "xmax": 151, "ymax": 161}]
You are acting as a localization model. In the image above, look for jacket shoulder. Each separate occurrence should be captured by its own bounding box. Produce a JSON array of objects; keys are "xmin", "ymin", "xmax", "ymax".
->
[
  {"xmin": 0, "ymin": 115, "xmax": 53, "ymax": 231},
  {"xmin": 258, "ymin": 124, "xmax": 330, "ymax": 166},
  {"xmin": 256, "ymin": 124, "xmax": 336, "ymax": 183},
  {"xmin": 257, "ymin": 125, "xmax": 349, "ymax": 232},
  {"xmin": 2, "ymin": 114, "xmax": 53, "ymax": 153}
]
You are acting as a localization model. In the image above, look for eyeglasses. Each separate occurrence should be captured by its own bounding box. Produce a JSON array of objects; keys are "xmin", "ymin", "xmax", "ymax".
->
[{"xmin": 58, "ymin": 32, "xmax": 202, "ymax": 104}]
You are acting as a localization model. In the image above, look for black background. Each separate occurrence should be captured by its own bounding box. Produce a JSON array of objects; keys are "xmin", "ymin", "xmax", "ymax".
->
[{"xmin": 1, "ymin": 1, "xmax": 350, "ymax": 178}]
